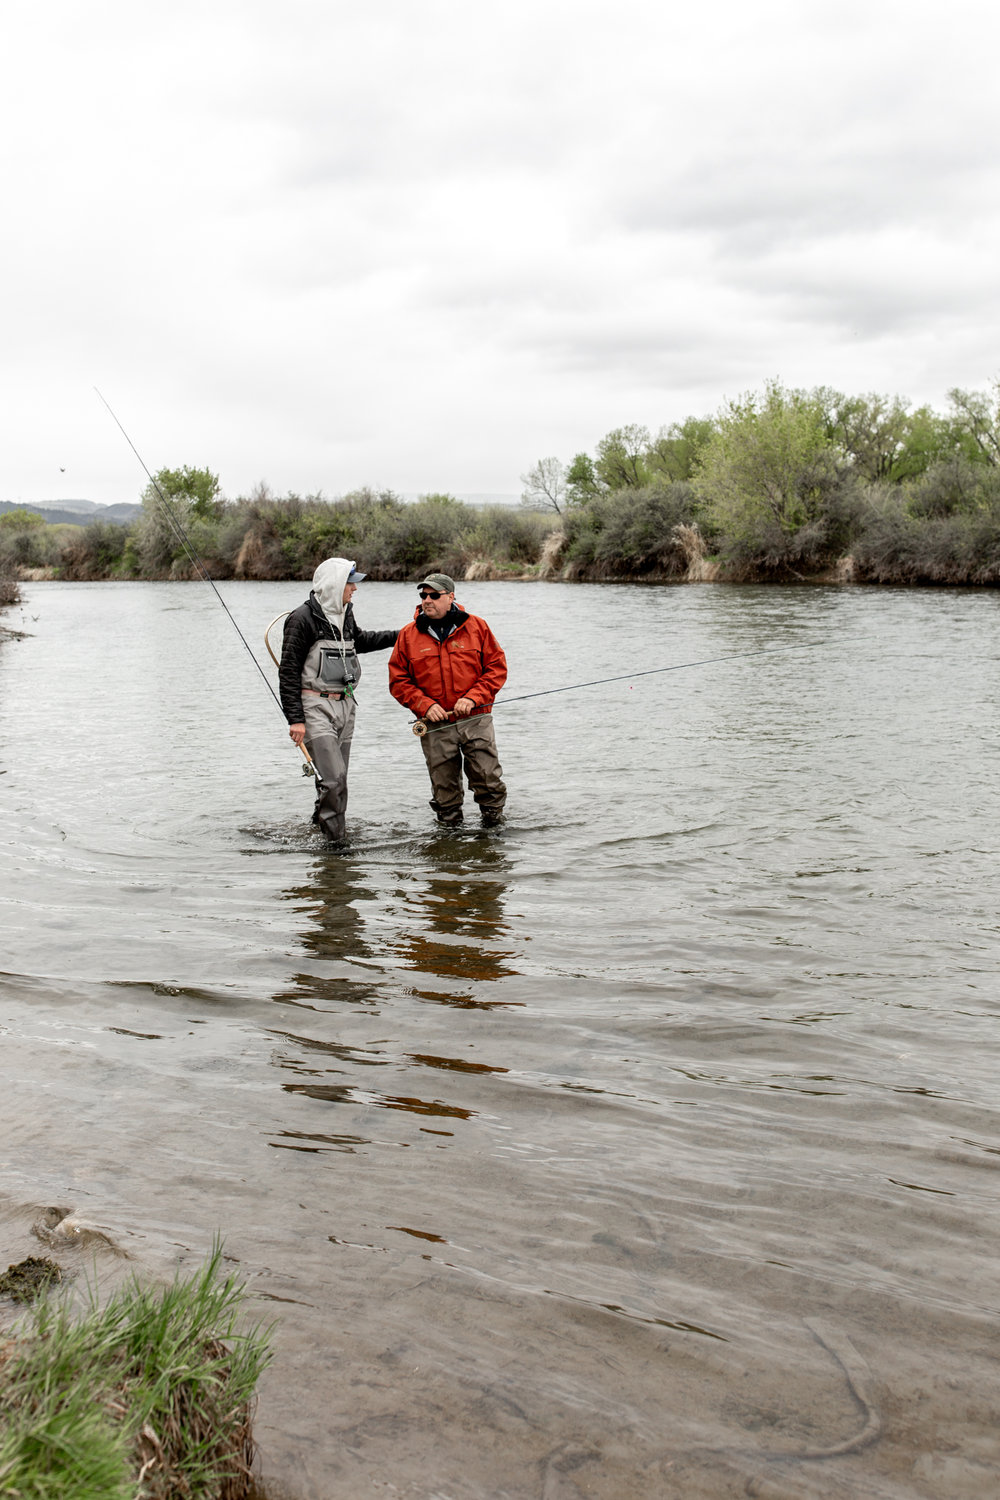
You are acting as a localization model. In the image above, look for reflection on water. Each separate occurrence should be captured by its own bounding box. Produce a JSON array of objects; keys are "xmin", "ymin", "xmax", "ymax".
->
[
  {"xmin": 393, "ymin": 855, "xmax": 520, "ymax": 998},
  {"xmin": 273, "ymin": 857, "xmax": 381, "ymax": 1010},
  {"xmin": 2, "ymin": 580, "xmax": 1000, "ymax": 1499},
  {"xmin": 265, "ymin": 844, "xmax": 519, "ymax": 1142}
]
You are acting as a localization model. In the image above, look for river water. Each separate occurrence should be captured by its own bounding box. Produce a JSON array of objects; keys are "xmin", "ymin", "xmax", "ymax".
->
[{"xmin": 1, "ymin": 579, "xmax": 999, "ymax": 1499}]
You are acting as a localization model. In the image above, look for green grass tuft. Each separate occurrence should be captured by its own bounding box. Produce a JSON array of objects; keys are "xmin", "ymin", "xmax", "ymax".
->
[{"xmin": 0, "ymin": 1241, "xmax": 272, "ymax": 1499}]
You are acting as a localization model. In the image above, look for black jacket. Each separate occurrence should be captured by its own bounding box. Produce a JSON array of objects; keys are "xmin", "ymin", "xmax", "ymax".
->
[{"xmin": 279, "ymin": 593, "xmax": 398, "ymax": 724}]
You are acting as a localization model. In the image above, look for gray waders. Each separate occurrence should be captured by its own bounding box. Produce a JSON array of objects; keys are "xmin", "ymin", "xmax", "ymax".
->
[
  {"xmin": 301, "ymin": 635, "xmax": 362, "ymax": 842},
  {"xmin": 303, "ymin": 694, "xmax": 356, "ymax": 840}
]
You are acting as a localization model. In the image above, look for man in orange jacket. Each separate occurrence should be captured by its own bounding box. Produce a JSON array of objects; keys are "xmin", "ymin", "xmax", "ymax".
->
[{"xmin": 388, "ymin": 573, "xmax": 508, "ymax": 827}]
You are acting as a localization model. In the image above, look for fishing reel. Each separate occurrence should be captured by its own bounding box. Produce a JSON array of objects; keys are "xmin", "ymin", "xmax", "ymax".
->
[{"xmin": 412, "ymin": 719, "xmax": 429, "ymax": 737}]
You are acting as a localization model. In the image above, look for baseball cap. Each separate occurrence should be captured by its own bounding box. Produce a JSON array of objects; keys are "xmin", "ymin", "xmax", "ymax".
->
[{"xmin": 419, "ymin": 573, "xmax": 455, "ymax": 593}]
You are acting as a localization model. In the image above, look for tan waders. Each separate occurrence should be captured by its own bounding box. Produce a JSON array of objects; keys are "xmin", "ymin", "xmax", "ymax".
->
[{"xmin": 420, "ymin": 713, "xmax": 506, "ymax": 826}]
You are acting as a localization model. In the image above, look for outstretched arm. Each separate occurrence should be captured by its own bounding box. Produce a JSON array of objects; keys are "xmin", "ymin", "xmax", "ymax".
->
[{"xmin": 353, "ymin": 620, "xmax": 399, "ymax": 653}]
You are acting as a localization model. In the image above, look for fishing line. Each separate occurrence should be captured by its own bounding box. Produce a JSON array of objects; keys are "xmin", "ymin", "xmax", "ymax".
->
[
  {"xmin": 411, "ymin": 642, "xmax": 820, "ymax": 734},
  {"xmin": 500, "ymin": 642, "xmax": 819, "ymax": 705},
  {"xmin": 95, "ymin": 387, "xmax": 284, "ymax": 717}
]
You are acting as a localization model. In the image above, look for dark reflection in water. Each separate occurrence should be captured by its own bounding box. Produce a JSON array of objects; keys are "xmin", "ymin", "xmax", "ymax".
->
[
  {"xmin": 392, "ymin": 848, "xmax": 523, "ymax": 1006},
  {"xmin": 273, "ymin": 844, "xmax": 520, "ymax": 1016},
  {"xmin": 271, "ymin": 1129, "xmax": 369, "ymax": 1155},
  {"xmin": 273, "ymin": 855, "xmax": 383, "ymax": 1010},
  {"xmin": 264, "ymin": 846, "xmax": 519, "ymax": 1134},
  {"xmin": 406, "ymin": 1052, "xmax": 507, "ymax": 1077},
  {"xmin": 269, "ymin": 1031, "xmax": 391, "ymax": 1069}
]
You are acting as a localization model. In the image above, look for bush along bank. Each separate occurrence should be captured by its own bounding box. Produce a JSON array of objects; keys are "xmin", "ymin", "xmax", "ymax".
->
[
  {"xmin": 0, "ymin": 488, "xmax": 555, "ymax": 585},
  {"xmin": 527, "ymin": 379, "xmax": 1000, "ymax": 586},
  {"xmin": 11, "ymin": 484, "xmax": 1000, "ymax": 588},
  {"xmin": 10, "ymin": 375, "xmax": 1000, "ymax": 589},
  {"xmin": 0, "ymin": 1242, "xmax": 272, "ymax": 1500}
]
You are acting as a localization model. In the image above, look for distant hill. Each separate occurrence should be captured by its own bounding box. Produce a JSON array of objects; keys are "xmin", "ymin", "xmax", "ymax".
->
[
  {"xmin": 0, "ymin": 500, "xmax": 143, "ymax": 526},
  {"xmin": 0, "ymin": 493, "xmax": 521, "ymax": 529},
  {"xmin": 400, "ymin": 492, "xmax": 521, "ymax": 507}
]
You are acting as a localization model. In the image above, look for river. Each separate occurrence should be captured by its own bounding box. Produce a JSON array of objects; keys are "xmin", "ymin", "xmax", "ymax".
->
[{"xmin": 1, "ymin": 579, "xmax": 999, "ymax": 1499}]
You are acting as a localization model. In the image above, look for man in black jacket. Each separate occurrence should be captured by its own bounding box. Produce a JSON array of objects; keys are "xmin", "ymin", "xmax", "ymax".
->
[{"xmin": 279, "ymin": 557, "xmax": 398, "ymax": 841}]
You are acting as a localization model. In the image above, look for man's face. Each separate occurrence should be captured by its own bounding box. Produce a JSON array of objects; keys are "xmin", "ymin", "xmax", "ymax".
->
[
  {"xmin": 342, "ymin": 581, "xmax": 357, "ymax": 605},
  {"xmin": 419, "ymin": 587, "xmax": 454, "ymax": 620}
]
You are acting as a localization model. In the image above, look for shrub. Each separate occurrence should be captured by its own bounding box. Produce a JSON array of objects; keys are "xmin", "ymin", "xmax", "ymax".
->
[
  {"xmin": 853, "ymin": 497, "xmax": 1000, "ymax": 584},
  {"xmin": 0, "ymin": 516, "xmax": 63, "ymax": 571},
  {"xmin": 361, "ymin": 494, "xmax": 477, "ymax": 577},
  {"xmin": 563, "ymin": 484, "xmax": 698, "ymax": 575},
  {"xmin": 710, "ymin": 475, "xmax": 868, "ymax": 577},
  {"xmin": 58, "ymin": 522, "xmax": 132, "ymax": 580},
  {"xmin": 459, "ymin": 506, "xmax": 551, "ymax": 572},
  {"xmin": 0, "ymin": 510, "xmax": 48, "ymax": 533},
  {"xmin": 905, "ymin": 457, "xmax": 1000, "ymax": 519}
]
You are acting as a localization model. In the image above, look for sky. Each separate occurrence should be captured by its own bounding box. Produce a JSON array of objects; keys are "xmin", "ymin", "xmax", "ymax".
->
[{"xmin": 3, "ymin": 0, "xmax": 999, "ymax": 507}]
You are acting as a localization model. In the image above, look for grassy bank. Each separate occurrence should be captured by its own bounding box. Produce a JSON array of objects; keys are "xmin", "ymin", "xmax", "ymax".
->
[{"xmin": 0, "ymin": 1244, "xmax": 271, "ymax": 1499}]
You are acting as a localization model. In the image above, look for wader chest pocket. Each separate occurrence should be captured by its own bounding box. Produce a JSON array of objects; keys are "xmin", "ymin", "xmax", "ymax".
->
[{"xmin": 318, "ymin": 642, "xmax": 358, "ymax": 686}]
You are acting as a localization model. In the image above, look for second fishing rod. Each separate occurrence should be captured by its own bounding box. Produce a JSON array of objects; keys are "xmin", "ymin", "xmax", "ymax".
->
[{"xmin": 407, "ymin": 641, "xmax": 820, "ymax": 735}]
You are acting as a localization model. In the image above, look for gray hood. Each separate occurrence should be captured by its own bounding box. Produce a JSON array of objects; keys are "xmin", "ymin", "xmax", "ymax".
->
[{"xmin": 311, "ymin": 557, "xmax": 356, "ymax": 633}]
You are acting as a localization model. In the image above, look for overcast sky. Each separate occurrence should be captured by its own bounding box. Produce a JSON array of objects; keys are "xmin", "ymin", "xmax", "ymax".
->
[{"xmin": 4, "ymin": 0, "xmax": 999, "ymax": 506}]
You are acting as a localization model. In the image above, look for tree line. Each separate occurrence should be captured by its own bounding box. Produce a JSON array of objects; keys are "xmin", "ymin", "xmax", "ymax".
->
[
  {"xmin": 3, "ymin": 381, "xmax": 1000, "ymax": 591},
  {"xmin": 0, "ymin": 469, "xmax": 551, "ymax": 585},
  {"xmin": 520, "ymin": 380, "xmax": 1000, "ymax": 584}
]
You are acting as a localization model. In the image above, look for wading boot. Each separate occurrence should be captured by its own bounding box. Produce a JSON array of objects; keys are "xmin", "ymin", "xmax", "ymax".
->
[{"xmin": 430, "ymin": 798, "xmax": 463, "ymax": 827}]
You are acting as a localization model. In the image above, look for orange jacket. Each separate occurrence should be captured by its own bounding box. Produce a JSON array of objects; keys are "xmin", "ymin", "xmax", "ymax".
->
[{"xmin": 388, "ymin": 605, "xmax": 507, "ymax": 717}]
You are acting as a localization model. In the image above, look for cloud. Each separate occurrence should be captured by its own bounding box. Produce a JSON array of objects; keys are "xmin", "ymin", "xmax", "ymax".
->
[{"xmin": 2, "ymin": 0, "xmax": 1000, "ymax": 502}]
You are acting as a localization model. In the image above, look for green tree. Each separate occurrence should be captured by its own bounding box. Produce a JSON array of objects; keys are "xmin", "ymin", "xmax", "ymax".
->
[
  {"xmin": 0, "ymin": 509, "xmax": 48, "ymax": 531},
  {"xmin": 693, "ymin": 381, "xmax": 845, "ymax": 545},
  {"xmin": 820, "ymin": 390, "xmax": 909, "ymax": 483},
  {"xmin": 946, "ymin": 383, "xmax": 1000, "ymax": 466},
  {"xmin": 889, "ymin": 404, "xmax": 953, "ymax": 482},
  {"xmin": 565, "ymin": 451, "xmax": 603, "ymax": 504},
  {"xmin": 647, "ymin": 417, "xmax": 716, "ymax": 484},
  {"xmin": 595, "ymin": 424, "xmax": 651, "ymax": 490},
  {"xmin": 819, "ymin": 390, "xmax": 951, "ymax": 484},
  {"xmin": 136, "ymin": 465, "xmax": 221, "ymax": 574},
  {"xmin": 154, "ymin": 465, "xmax": 221, "ymax": 517}
]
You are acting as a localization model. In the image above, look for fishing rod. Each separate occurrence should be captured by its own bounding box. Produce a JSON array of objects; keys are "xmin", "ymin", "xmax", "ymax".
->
[
  {"xmin": 410, "ymin": 642, "xmax": 818, "ymax": 735},
  {"xmin": 95, "ymin": 388, "xmax": 316, "ymax": 777}
]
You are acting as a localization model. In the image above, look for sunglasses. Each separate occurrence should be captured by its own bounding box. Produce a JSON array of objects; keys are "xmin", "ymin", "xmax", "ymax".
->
[{"xmin": 418, "ymin": 589, "xmax": 443, "ymax": 600}]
